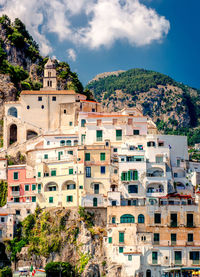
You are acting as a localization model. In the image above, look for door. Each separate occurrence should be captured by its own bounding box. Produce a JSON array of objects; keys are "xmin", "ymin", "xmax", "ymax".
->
[
  {"xmin": 146, "ymin": 269, "xmax": 151, "ymax": 277},
  {"xmin": 93, "ymin": 197, "xmax": 98, "ymax": 207}
]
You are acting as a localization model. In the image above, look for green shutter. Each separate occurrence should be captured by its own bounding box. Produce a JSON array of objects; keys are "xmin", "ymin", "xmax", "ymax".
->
[
  {"xmin": 32, "ymin": 196, "xmax": 36, "ymax": 202},
  {"xmin": 51, "ymin": 170, "xmax": 56, "ymax": 176},
  {"xmin": 100, "ymin": 153, "xmax": 105, "ymax": 161},
  {"xmin": 133, "ymin": 170, "xmax": 138, "ymax": 180},
  {"xmin": 38, "ymin": 172, "xmax": 41, "ymax": 177},
  {"xmin": 32, "ymin": 184, "xmax": 36, "ymax": 191},
  {"xmin": 119, "ymin": 247, "xmax": 124, "ymax": 253},
  {"xmin": 69, "ymin": 168, "xmax": 73, "ymax": 175},
  {"xmin": 13, "ymin": 172, "xmax": 18, "ymax": 180},
  {"xmin": 116, "ymin": 130, "xmax": 122, "ymax": 140},
  {"xmin": 128, "ymin": 171, "xmax": 131, "ymax": 181},
  {"xmin": 49, "ymin": 197, "xmax": 53, "ymax": 203},
  {"xmin": 96, "ymin": 130, "xmax": 103, "ymax": 141},
  {"xmin": 25, "ymin": 185, "xmax": 29, "ymax": 191},
  {"xmin": 85, "ymin": 153, "xmax": 90, "ymax": 161},
  {"xmin": 108, "ymin": 237, "xmax": 112, "ymax": 243},
  {"xmin": 119, "ymin": 232, "xmax": 124, "ymax": 243}
]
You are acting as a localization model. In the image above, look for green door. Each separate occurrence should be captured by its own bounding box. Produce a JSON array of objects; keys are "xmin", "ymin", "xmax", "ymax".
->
[{"xmin": 58, "ymin": 151, "xmax": 63, "ymax": 160}]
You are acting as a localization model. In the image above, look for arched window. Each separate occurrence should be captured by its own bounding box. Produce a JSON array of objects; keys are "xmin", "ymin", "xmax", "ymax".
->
[
  {"xmin": 8, "ymin": 107, "xmax": 17, "ymax": 118},
  {"xmin": 60, "ymin": 140, "xmax": 65, "ymax": 146},
  {"xmin": 120, "ymin": 214, "xmax": 135, "ymax": 223},
  {"xmin": 138, "ymin": 214, "xmax": 145, "ymax": 223},
  {"xmin": 81, "ymin": 119, "xmax": 86, "ymax": 127},
  {"xmin": 66, "ymin": 140, "xmax": 71, "ymax": 146},
  {"xmin": 93, "ymin": 197, "xmax": 98, "ymax": 207},
  {"xmin": 74, "ymin": 140, "xmax": 78, "ymax": 146}
]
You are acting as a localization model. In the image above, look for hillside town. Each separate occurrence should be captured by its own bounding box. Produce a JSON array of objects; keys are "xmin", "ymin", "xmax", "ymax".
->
[{"xmin": 0, "ymin": 59, "xmax": 200, "ymax": 277}]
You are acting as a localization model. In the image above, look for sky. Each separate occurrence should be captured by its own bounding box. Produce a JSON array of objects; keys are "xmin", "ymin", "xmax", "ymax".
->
[{"xmin": 0, "ymin": 0, "xmax": 199, "ymax": 88}]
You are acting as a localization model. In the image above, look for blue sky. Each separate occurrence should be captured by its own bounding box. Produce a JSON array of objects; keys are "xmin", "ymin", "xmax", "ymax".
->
[{"xmin": 0, "ymin": 0, "xmax": 199, "ymax": 88}]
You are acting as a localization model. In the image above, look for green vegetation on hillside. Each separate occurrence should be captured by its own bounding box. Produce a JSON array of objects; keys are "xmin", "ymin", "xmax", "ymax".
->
[{"xmin": 0, "ymin": 181, "xmax": 7, "ymax": 207}]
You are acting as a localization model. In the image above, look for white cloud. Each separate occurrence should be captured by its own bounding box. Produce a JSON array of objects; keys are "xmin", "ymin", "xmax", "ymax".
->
[
  {"xmin": 0, "ymin": 0, "xmax": 170, "ymax": 54},
  {"xmin": 67, "ymin": 48, "xmax": 77, "ymax": 61}
]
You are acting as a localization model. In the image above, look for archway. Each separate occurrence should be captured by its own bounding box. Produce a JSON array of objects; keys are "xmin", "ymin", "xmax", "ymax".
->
[
  {"xmin": 9, "ymin": 124, "xmax": 17, "ymax": 145},
  {"xmin": 146, "ymin": 269, "xmax": 151, "ymax": 277},
  {"xmin": 44, "ymin": 182, "xmax": 58, "ymax": 192},
  {"xmin": 26, "ymin": 130, "xmax": 38, "ymax": 140},
  {"xmin": 8, "ymin": 107, "xmax": 17, "ymax": 117}
]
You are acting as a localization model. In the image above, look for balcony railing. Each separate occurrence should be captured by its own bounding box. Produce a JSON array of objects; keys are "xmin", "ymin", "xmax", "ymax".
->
[
  {"xmin": 11, "ymin": 191, "xmax": 20, "ymax": 196},
  {"xmin": 170, "ymin": 222, "xmax": 178, "ymax": 227},
  {"xmin": 152, "ymin": 259, "xmax": 158, "ymax": 265},
  {"xmin": 175, "ymin": 260, "xmax": 182, "ymax": 265}
]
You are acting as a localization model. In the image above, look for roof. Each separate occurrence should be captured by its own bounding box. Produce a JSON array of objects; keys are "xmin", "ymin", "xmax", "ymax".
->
[{"xmin": 21, "ymin": 90, "xmax": 76, "ymax": 95}]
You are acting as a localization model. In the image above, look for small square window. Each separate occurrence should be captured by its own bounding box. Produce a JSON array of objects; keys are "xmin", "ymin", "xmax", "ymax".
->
[
  {"xmin": 16, "ymin": 210, "xmax": 20, "ymax": 215},
  {"xmin": 27, "ymin": 105, "xmax": 30, "ymax": 109},
  {"xmin": 47, "ymin": 141, "xmax": 50, "ymax": 145},
  {"xmin": 114, "ymin": 169, "xmax": 118, "ymax": 174},
  {"xmin": 44, "ymin": 154, "xmax": 48, "ymax": 159},
  {"xmin": 25, "ymin": 185, "xmax": 29, "ymax": 191},
  {"xmin": 69, "ymin": 121, "xmax": 73, "ymax": 126},
  {"xmin": 38, "ymin": 96, "xmax": 42, "ymax": 101},
  {"xmin": 67, "ymin": 195, "xmax": 73, "ymax": 202},
  {"xmin": 52, "ymin": 96, "xmax": 56, "ymax": 101},
  {"xmin": 13, "ymin": 172, "xmax": 18, "ymax": 180},
  {"xmin": 128, "ymin": 255, "xmax": 132, "ymax": 261},
  {"xmin": 41, "ymin": 105, "xmax": 44, "ymax": 109},
  {"xmin": 69, "ymin": 168, "xmax": 73, "ymax": 175},
  {"xmin": 113, "ymin": 148, "xmax": 118, "ymax": 153},
  {"xmin": 119, "ymin": 247, "xmax": 124, "ymax": 253},
  {"xmin": 92, "ymin": 108, "xmax": 95, "ymax": 112},
  {"xmin": 79, "ymin": 186, "xmax": 83, "ymax": 189},
  {"xmin": 51, "ymin": 170, "xmax": 56, "ymax": 176},
  {"xmin": 133, "ymin": 130, "xmax": 140, "ymax": 135},
  {"xmin": 85, "ymin": 153, "xmax": 90, "ymax": 161},
  {"xmin": 1, "ymin": 217, "xmax": 5, "ymax": 223}
]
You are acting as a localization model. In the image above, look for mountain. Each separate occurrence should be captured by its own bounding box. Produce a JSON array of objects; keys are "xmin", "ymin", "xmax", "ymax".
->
[{"xmin": 86, "ymin": 69, "xmax": 200, "ymax": 145}]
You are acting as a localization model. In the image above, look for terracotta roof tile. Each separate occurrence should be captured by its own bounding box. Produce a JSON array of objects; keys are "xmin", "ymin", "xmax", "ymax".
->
[{"xmin": 21, "ymin": 90, "xmax": 77, "ymax": 95}]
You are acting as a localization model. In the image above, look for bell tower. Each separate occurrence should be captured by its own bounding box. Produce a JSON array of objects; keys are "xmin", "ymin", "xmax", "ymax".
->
[{"xmin": 42, "ymin": 58, "xmax": 57, "ymax": 90}]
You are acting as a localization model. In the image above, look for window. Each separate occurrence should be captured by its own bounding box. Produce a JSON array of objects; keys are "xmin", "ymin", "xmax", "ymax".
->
[
  {"xmin": 188, "ymin": 233, "xmax": 193, "ymax": 242},
  {"xmin": 128, "ymin": 118, "xmax": 132, "ymax": 125},
  {"xmin": 25, "ymin": 185, "xmax": 29, "ymax": 191},
  {"xmin": 85, "ymin": 153, "xmax": 90, "ymax": 161},
  {"xmin": 93, "ymin": 197, "xmax": 98, "ymax": 207},
  {"xmin": 86, "ymin": 167, "xmax": 91, "ymax": 178},
  {"xmin": 156, "ymin": 156, "xmax": 163, "ymax": 163},
  {"xmin": 96, "ymin": 130, "xmax": 103, "ymax": 141},
  {"xmin": 51, "ymin": 170, "xmax": 56, "ymax": 176},
  {"xmin": 67, "ymin": 184, "xmax": 76, "ymax": 190},
  {"xmin": 68, "ymin": 151, "xmax": 73, "ymax": 155},
  {"xmin": 16, "ymin": 210, "xmax": 20, "ymax": 215},
  {"xmin": 112, "ymin": 217, "xmax": 116, "ymax": 224},
  {"xmin": 119, "ymin": 232, "xmax": 124, "ymax": 243},
  {"xmin": 177, "ymin": 159, "xmax": 181, "ymax": 167},
  {"xmin": 94, "ymin": 184, "xmax": 99, "ymax": 194},
  {"xmin": 14, "ymin": 198, "xmax": 20, "ymax": 203},
  {"xmin": 147, "ymin": 141, "xmax": 156, "ymax": 147},
  {"xmin": 112, "ymin": 201, "xmax": 116, "ymax": 206},
  {"xmin": 69, "ymin": 122, "xmax": 73, "ymax": 126},
  {"xmin": 41, "ymin": 105, "xmax": 44, "ymax": 109},
  {"xmin": 133, "ymin": 130, "xmax": 140, "ymax": 135},
  {"xmin": 114, "ymin": 169, "xmax": 118, "ymax": 174},
  {"xmin": 47, "ymin": 141, "xmax": 50, "ymax": 145},
  {"xmin": 32, "ymin": 184, "xmax": 36, "ymax": 191},
  {"xmin": 121, "ymin": 172, "xmax": 128, "ymax": 181},
  {"xmin": 153, "ymin": 233, "xmax": 160, "ymax": 245},
  {"xmin": 67, "ymin": 195, "xmax": 73, "ymax": 202},
  {"xmin": 38, "ymin": 96, "xmax": 42, "ymax": 101},
  {"xmin": 100, "ymin": 153, "xmax": 105, "ymax": 161},
  {"xmin": 158, "ymin": 141, "xmax": 164, "ymax": 147},
  {"xmin": 79, "ymin": 186, "xmax": 83, "ymax": 189},
  {"xmin": 60, "ymin": 140, "xmax": 65, "ymax": 146},
  {"xmin": 119, "ymin": 247, "xmax": 124, "ymax": 253},
  {"xmin": 38, "ymin": 184, "xmax": 41, "ymax": 192},
  {"xmin": 27, "ymin": 105, "xmax": 30, "ymax": 109},
  {"xmin": 120, "ymin": 214, "xmax": 135, "ymax": 223},
  {"xmin": 101, "ymin": 166, "xmax": 106, "ymax": 174},
  {"xmin": 127, "ymin": 170, "xmax": 138, "ymax": 181},
  {"xmin": 175, "ymin": 251, "xmax": 182, "ymax": 265},
  {"xmin": 128, "ymin": 185, "xmax": 138, "ymax": 193},
  {"xmin": 190, "ymin": 252, "xmax": 200, "ymax": 265},
  {"xmin": 13, "ymin": 172, "xmax": 18, "ymax": 180},
  {"xmin": 1, "ymin": 217, "xmax": 5, "ymax": 223},
  {"xmin": 170, "ymin": 213, "xmax": 177, "ymax": 227},
  {"xmin": 128, "ymin": 255, "xmax": 132, "ymax": 261},
  {"xmin": 187, "ymin": 213, "xmax": 194, "ymax": 227},
  {"xmin": 138, "ymin": 214, "xmax": 145, "ymax": 223},
  {"xmin": 152, "ymin": 252, "xmax": 158, "ymax": 264},
  {"xmin": 64, "ymin": 109, "xmax": 66, "ymax": 114},
  {"xmin": 174, "ymin": 172, "xmax": 178, "ymax": 178},
  {"xmin": 38, "ymin": 172, "xmax": 41, "ymax": 177},
  {"xmin": 92, "ymin": 108, "xmax": 95, "ymax": 112},
  {"xmin": 0, "ymin": 230, "xmax": 2, "ymax": 238},
  {"xmin": 32, "ymin": 196, "xmax": 36, "ymax": 203},
  {"xmin": 49, "ymin": 197, "xmax": 53, "ymax": 203},
  {"xmin": 52, "ymin": 96, "xmax": 56, "ymax": 101},
  {"xmin": 154, "ymin": 213, "xmax": 161, "ymax": 224},
  {"xmin": 74, "ymin": 140, "xmax": 78, "ymax": 146},
  {"xmin": 113, "ymin": 148, "xmax": 118, "ymax": 153},
  {"xmin": 116, "ymin": 129, "xmax": 122, "ymax": 141},
  {"xmin": 44, "ymin": 154, "xmax": 48, "ymax": 159},
  {"xmin": 81, "ymin": 134, "xmax": 86, "ymax": 145},
  {"xmin": 108, "ymin": 237, "xmax": 112, "ymax": 243},
  {"xmin": 66, "ymin": 140, "xmax": 71, "ymax": 146},
  {"xmin": 81, "ymin": 119, "xmax": 86, "ymax": 127},
  {"xmin": 69, "ymin": 168, "xmax": 73, "ymax": 175}
]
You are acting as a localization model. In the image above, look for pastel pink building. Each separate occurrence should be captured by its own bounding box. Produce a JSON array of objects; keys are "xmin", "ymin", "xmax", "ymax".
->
[{"xmin": 7, "ymin": 165, "xmax": 37, "ymax": 203}]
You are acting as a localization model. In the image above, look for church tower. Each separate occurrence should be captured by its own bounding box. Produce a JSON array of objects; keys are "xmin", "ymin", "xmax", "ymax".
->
[{"xmin": 42, "ymin": 58, "xmax": 57, "ymax": 90}]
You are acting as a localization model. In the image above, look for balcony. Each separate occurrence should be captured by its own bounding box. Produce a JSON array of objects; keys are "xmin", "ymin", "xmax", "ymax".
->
[
  {"xmin": 170, "ymin": 222, "xmax": 178, "ymax": 228},
  {"xmin": 11, "ymin": 191, "xmax": 20, "ymax": 196}
]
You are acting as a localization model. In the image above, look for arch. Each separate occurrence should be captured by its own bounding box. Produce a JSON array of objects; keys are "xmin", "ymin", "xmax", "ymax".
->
[
  {"xmin": 138, "ymin": 214, "xmax": 145, "ymax": 223},
  {"xmin": 44, "ymin": 182, "xmax": 58, "ymax": 192},
  {"xmin": 93, "ymin": 197, "xmax": 98, "ymax": 207},
  {"xmin": 147, "ymin": 183, "xmax": 164, "ymax": 193},
  {"xmin": 110, "ymin": 184, "xmax": 117, "ymax": 192},
  {"xmin": 147, "ymin": 167, "xmax": 164, "ymax": 177},
  {"xmin": 62, "ymin": 180, "xmax": 76, "ymax": 190},
  {"xmin": 66, "ymin": 140, "xmax": 71, "ymax": 146},
  {"xmin": 146, "ymin": 270, "xmax": 151, "ymax": 277},
  {"xmin": 9, "ymin": 124, "xmax": 17, "ymax": 145},
  {"xmin": 120, "ymin": 214, "xmax": 135, "ymax": 223},
  {"xmin": 81, "ymin": 119, "xmax": 86, "ymax": 127},
  {"xmin": 74, "ymin": 140, "xmax": 78, "ymax": 146},
  {"xmin": 26, "ymin": 130, "xmax": 38, "ymax": 140},
  {"xmin": 60, "ymin": 140, "xmax": 65, "ymax": 146},
  {"xmin": 8, "ymin": 107, "xmax": 17, "ymax": 117},
  {"xmin": 175, "ymin": 182, "xmax": 185, "ymax": 190}
]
